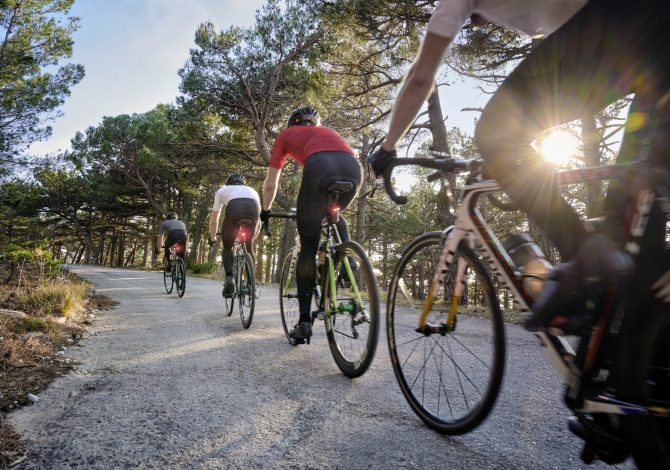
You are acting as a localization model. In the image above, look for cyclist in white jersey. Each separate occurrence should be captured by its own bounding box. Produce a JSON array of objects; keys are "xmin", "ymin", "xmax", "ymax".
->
[
  {"xmin": 209, "ymin": 172, "xmax": 261, "ymax": 296},
  {"xmin": 369, "ymin": 0, "xmax": 670, "ymax": 330}
]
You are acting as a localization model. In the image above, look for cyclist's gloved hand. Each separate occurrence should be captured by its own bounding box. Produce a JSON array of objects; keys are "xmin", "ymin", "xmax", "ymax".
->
[
  {"xmin": 154, "ymin": 249, "xmax": 160, "ymax": 256},
  {"xmin": 367, "ymin": 146, "xmax": 397, "ymax": 178},
  {"xmin": 260, "ymin": 209, "xmax": 271, "ymax": 223},
  {"xmin": 207, "ymin": 237, "xmax": 216, "ymax": 247}
]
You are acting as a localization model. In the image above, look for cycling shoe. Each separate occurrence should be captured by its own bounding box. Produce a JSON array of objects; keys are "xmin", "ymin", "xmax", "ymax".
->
[
  {"xmin": 524, "ymin": 236, "xmax": 632, "ymax": 332},
  {"xmin": 222, "ymin": 276, "xmax": 235, "ymax": 298},
  {"xmin": 289, "ymin": 321, "xmax": 312, "ymax": 343}
]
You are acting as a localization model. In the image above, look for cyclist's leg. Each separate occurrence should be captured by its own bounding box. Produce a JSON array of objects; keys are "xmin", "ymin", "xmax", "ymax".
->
[
  {"xmin": 295, "ymin": 153, "xmax": 363, "ymax": 325},
  {"xmin": 475, "ymin": 0, "xmax": 665, "ymax": 327},
  {"xmin": 221, "ymin": 207, "xmax": 238, "ymax": 295}
]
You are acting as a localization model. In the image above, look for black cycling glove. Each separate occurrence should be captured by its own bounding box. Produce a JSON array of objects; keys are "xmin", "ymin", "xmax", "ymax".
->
[
  {"xmin": 154, "ymin": 248, "xmax": 160, "ymax": 256},
  {"xmin": 207, "ymin": 237, "xmax": 216, "ymax": 247},
  {"xmin": 367, "ymin": 146, "xmax": 397, "ymax": 178},
  {"xmin": 260, "ymin": 209, "xmax": 271, "ymax": 223}
]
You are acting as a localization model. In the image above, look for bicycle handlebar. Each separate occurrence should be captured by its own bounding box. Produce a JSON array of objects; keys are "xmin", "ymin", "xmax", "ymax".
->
[
  {"xmin": 382, "ymin": 157, "xmax": 483, "ymax": 204},
  {"xmin": 262, "ymin": 211, "xmax": 297, "ymax": 237}
]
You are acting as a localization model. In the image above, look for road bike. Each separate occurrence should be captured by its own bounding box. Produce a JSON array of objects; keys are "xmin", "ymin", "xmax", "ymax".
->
[
  {"xmin": 381, "ymin": 146, "xmax": 670, "ymax": 466},
  {"xmin": 264, "ymin": 181, "xmax": 380, "ymax": 378},
  {"xmin": 220, "ymin": 219, "xmax": 256, "ymax": 329},
  {"xmin": 163, "ymin": 242, "xmax": 186, "ymax": 298}
]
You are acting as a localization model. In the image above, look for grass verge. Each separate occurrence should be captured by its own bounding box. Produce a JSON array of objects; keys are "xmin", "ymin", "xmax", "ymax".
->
[{"xmin": 0, "ymin": 271, "xmax": 118, "ymax": 468}]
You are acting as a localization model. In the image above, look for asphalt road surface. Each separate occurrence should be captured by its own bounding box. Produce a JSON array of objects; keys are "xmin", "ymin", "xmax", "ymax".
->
[{"xmin": 9, "ymin": 266, "xmax": 633, "ymax": 469}]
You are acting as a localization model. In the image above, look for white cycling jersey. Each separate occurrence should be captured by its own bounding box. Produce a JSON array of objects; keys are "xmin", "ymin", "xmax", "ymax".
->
[
  {"xmin": 427, "ymin": 0, "xmax": 588, "ymax": 39},
  {"xmin": 212, "ymin": 185, "xmax": 261, "ymax": 213}
]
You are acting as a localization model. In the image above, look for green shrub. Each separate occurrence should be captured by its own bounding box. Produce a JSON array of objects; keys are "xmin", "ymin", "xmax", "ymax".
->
[
  {"xmin": 17, "ymin": 316, "xmax": 52, "ymax": 333},
  {"xmin": 16, "ymin": 282, "xmax": 88, "ymax": 317},
  {"xmin": 190, "ymin": 262, "xmax": 217, "ymax": 274}
]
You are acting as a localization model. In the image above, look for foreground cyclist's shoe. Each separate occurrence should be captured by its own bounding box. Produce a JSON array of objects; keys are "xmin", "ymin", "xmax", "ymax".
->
[
  {"xmin": 524, "ymin": 236, "xmax": 633, "ymax": 332},
  {"xmin": 222, "ymin": 276, "xmax": 235, "ymax": 298},
  {"xmin": 288, "ymin": 321, "xmax": 312, "ymax": 342}
]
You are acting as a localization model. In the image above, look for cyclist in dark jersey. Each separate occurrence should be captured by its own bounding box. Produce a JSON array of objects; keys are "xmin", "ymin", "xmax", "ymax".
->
[
  {"xmin": 261, "ymin": 107, "xmax": 362, "ymax": 342},
  {"xmin": 156, "ymin": 212, "xmax": 188, "ymax": 268},
  {"xmin": 369, "ymin": 0, "xmax": 670, "ymax": 330}
]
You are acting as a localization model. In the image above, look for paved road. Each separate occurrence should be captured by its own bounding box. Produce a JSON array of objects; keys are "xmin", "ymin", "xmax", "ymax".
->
[{"xmin": 9, "ymin": 266, "xmax": 632, "ymax": 469}]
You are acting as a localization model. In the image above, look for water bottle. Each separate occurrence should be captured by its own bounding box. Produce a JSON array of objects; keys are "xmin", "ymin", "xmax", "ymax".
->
[{"xmin": 503, "ymin": 233, "xmax": 552, "ymax": 300}]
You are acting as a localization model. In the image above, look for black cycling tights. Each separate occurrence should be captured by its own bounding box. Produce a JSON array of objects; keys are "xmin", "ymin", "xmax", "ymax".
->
[
  {"xmin": 475, "ymin": 0, "xmax": 670, "ymax": 260},
  {"xmin": 295, "ymin": 152, "xmax": 362, "ymax": 322}
]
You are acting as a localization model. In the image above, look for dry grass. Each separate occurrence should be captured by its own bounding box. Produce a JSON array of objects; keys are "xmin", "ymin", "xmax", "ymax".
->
[{"xmin": 0, "ymin": 269, "xmax": 117, "ymax": 468}]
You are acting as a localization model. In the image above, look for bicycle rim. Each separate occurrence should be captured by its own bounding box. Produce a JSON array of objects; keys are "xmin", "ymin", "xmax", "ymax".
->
[
  {"xmin": 239, "ymin": 253, "xmax": 255, "ymax": 329},
  {"xmin": 324, "ymin": 240, "xmax": 380, "ymax": 378},
  {"xmin": 279, "ymin": 252, "xmax": 299, "ymax": 345},
  {"xmin": 163, "ymin": 262, "xmax": 174, "ymax": 294},
  {"xmin": 176, "ymin": 258, "xmax": 186, "ymax": 297},
  {"xmin": 387, "ymin": 232, "xmax": 505, "ymax": 434}
]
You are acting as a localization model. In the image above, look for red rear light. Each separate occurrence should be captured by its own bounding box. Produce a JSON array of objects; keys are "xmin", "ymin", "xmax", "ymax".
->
[
  {"xmin": 331, "ymin": 205, "xmax": 341, "ymax": 216},
  {"xmin": 239, "ymin": 227, "xmax": 248, "ymax": 241},
  {"xmin": 175, "ymin": 243, "xmax": 184, "ymax": 254}
]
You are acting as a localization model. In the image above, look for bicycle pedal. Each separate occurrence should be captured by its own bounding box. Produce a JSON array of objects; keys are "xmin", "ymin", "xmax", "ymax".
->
[{"xmin": 311, "ymin": 310, "xmax": 325, "ymax": 321}]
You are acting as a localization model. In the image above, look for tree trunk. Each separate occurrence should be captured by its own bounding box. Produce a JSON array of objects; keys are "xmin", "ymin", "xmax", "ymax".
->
[{"xmin": 581, "ymin": 113, "xmax": 602, "ymax": 217}]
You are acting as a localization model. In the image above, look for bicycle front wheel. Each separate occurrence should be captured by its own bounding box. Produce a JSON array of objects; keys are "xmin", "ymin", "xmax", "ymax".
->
[
  {"xmin": 324, "ymin": 240, "xmax": 380, "ymax": 378},
  {"xmin": 279, "ymin": 251, "xmax": 300, "ymax": 345},
  {"xmin": 239, "ymin": 253, "xmax": 255, "ymax": 329},
  {"xmin": 175, "ymin": 258, "xmax": 186, "ymax": 297},
  {"xmin": 387, "ymin": 231, "xmax": 505, "ymax": 434},
  {"xmin": 163, "ymin": 260, "xmax": 174, "ymax": 294}
]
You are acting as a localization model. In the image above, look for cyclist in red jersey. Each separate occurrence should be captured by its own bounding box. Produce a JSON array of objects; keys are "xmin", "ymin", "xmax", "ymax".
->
[
  {"xmin": 261, "ymin": 107, "xmax": 362, "ymax": 342},
  {"xmin": 369, "ymin": 0, "xmax": 670, "ymax": 331}
]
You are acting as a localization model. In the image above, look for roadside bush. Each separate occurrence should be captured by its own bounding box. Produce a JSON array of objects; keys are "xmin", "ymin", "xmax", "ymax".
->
[
  {"xmin": 190, "ymin": 261, "xmax": 217, "ymax": 274},
  {"xmin": 15, "ymin": 282, "xmax": 88, "ymax": 318}
]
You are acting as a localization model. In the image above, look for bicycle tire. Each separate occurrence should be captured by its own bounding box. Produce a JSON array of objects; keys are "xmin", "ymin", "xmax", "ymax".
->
[
  {"xmin": 387, "ymin": 231, "xmax": 505, "ymax": 434},
  {"xmin": 614, "ymin": 298, "xmax": 670, "ymax": 468},
  {"xmin": 175, "ymin": 258, "xmax": 186, "ymax": 297},
  {"xmin": 239, "ymin": 253, "xmax": 255, "ymax": 329},
  {"xmin": 279, "ymin": 251, "xmax": 300, "ymax": 346},
  {"xmin": 324, "ymin": 240, "xmax": 380, "ymax": 378},
  {"xmin": 163, "ymin": 260, "xmax": 174, "ymax": 294}
]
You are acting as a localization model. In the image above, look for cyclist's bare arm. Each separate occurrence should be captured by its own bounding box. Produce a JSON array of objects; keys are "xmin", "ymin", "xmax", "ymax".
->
[
  {"xmin": 383, "ymin": 32, "xmax": 453, "ymax": 151},
  {"xmin": 156, "ymin": 233, "xmax": 163, "ymax": 250},
  {"xmin": 262, "ymin": 166, "xmax": 281, "ymax": 210},
  {"xmin": 208, "ymin": 210, "xmax": 220, "ymax": 241}
]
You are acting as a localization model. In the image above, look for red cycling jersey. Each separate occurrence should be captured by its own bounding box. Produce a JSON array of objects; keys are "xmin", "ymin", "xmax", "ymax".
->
[{"xmin": 269, "ymin": 126, "xmax": 354, "ymax": 169}]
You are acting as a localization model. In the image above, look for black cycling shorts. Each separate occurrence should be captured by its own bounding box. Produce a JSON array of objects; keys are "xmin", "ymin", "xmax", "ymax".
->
[
  {"xmin": 221, "ymin": 198, "xmax": 259, "ymax": 247},
  {"xmin": 297, "ymin": 151, "xmax": 362, "ymax": 238}
]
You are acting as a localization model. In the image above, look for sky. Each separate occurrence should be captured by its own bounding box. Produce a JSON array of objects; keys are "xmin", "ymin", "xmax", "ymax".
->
[
  {"xmin": 29, "ymin": 0, "xmax": 266, "ymax": 155},
  {"xmin": 29, "ymin": 0, "xmax": 488, "ymax": 157}
]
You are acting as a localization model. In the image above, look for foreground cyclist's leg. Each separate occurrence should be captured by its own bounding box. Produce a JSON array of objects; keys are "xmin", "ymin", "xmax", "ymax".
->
[
  {"xmin": 475, "ymin": 0, "xmax": 652, "ymax": 329},
  {"xmin": 293, "ymin": 234, "xmax": 319, "ymax": 340}
]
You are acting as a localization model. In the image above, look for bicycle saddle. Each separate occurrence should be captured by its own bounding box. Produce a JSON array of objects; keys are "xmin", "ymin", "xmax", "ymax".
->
[
  {"xmin": 237, "ymin": 218, "xmax": 255, "ymax": 226},
  {"xmin": 327, "ymin": 181, "xmax": 354, "ymax": 194}
]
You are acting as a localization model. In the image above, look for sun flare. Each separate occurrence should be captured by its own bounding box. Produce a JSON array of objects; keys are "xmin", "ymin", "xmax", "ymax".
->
[{"xmin": 538, "ymin": 129, "xmax": 581, "ymax": 164}]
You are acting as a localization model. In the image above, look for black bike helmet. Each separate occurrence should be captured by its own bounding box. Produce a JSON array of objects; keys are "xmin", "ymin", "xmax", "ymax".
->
[
  {"xmin": 287, "ymin": 106, "xmax": 320, "ymax": 127},
  {"xmin": 166, "ymin": 212, "xmax": 178, "ymax": 220},
  {"xmin": 226, "ymin": 172, "xmax": 246, "ymax": 186}
]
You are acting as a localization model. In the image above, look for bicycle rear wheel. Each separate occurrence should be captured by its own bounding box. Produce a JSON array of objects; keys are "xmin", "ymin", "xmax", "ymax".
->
[
  {"xmin": 279, "ymin": 251, "xmax": 300, "ymax": 345},
  {"xmin": 239, "ymin": 253, "xmax": 255, "ymax": 329},
  {"xmin": 175, "ymin": 258, "xmax": 186, "ymax": 297},
  {"xmin": 163, "ymin": 260, "xmax": 174, "ymax": 294},
  {"xmin": 324, "ymin": 240, "xmax": 380, "ymax": 378},
  {"xmin": 387, "ymin": 231, "xmax": 505, "ymax": 434}
]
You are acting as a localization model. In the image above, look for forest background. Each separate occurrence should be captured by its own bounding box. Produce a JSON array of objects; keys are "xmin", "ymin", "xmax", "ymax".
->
[{"xmin": 0, "ymin": 0, "xmax": 629, "ymax": 296}]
